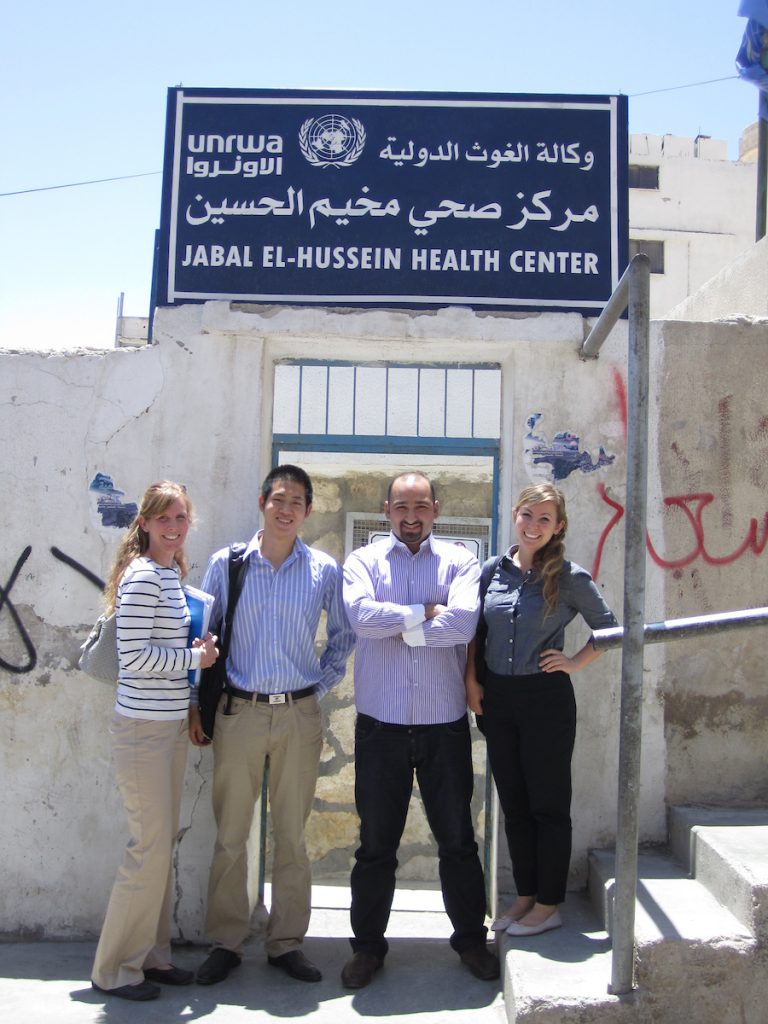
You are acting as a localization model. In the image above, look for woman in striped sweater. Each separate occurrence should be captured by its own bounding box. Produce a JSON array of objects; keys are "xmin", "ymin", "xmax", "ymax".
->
[{"xmin": 91, "ymin": 481, "xmax": 218, "ymax": 1002}]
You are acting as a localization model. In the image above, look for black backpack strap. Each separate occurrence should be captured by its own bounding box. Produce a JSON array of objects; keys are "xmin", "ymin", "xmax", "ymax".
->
[
  {"xmin": 217, "ymin": 543, "xmax": 247, "ymax": 714},
  {"xmin": 218, "ymin": 542, "xmax": 247, "ymax": 658},
  {"xmin": 474, "ymin": 553, "xmax": 505, "ymax": 679},
  {"xmin": 480, "ymin": 553, "xmax": 504, "ymax": 603}
]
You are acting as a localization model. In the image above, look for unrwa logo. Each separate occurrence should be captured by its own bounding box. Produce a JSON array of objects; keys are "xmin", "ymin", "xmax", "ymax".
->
[{"xmin": 299, "ymin": 114, "xmax": 366, "ymax": 167}]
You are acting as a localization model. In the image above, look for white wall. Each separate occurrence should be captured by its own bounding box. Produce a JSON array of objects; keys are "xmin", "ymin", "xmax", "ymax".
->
[
  {"xmin": 629, "ymin": 133, "xmax": 757, "ymax": 318},
  {"xmin": 666, "ymin": 235, "xmax": 768, "ymax": 321},
  {"xmin": 1, "ymin": 297, "xmax": 765, "ymax": 938}
]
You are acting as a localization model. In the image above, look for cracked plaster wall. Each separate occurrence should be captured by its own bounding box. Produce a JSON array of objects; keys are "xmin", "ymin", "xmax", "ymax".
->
[
  {"xmin": 650, "ymin": 320, "xmax": 768, "ymax": 806},
  {"xmin": 1, "ymin": 301, "xmax": 765, "ymax": 939}
]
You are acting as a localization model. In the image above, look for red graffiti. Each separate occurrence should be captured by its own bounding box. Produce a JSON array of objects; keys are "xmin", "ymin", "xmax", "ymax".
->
[
  {"xmin": 591, "ymin": 485, "xmax": 624, "ymax": 581},
  {"xmin": 591, "ymin": 484, "xmax": 768, "ymax": 581},
  {"xmin": 612, "ymin": 367, "xmax": 627, "ymax": 432}
]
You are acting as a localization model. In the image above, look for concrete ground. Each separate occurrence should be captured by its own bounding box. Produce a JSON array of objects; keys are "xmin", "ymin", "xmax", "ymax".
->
[{"xmin": 1, "ymin": 887, "xmax": 506, "ymax": 1024}]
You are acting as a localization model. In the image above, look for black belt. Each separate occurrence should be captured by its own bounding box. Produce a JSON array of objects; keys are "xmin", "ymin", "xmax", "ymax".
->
[
  {"xmin": 224, "ymin": 684, "xmax": 316, "ymax": 705},
  {"xmin": 356, "ymin": 712, "xmax": 465, "ymax": 732}
]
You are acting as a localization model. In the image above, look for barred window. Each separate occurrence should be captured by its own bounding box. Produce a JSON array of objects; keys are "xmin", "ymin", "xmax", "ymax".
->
[
  {"xmin": 629, "ymin": 239, "xmax": 665, "ymax": 274},
  {"xmin": 629, "ymin": 164, "xmax": 660, "ymax": 189}
]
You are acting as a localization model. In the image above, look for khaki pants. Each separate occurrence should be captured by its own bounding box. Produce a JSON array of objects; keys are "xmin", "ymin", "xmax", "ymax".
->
[
  {"xmin": 205, "ymin": 693, "xmax": 322, "ymax": 957},
  {"xmin": 92, "ymin": 713, "xmax": 188, "ymax": 990}
]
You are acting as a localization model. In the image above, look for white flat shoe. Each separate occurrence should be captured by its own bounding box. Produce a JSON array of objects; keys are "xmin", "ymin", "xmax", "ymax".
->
[
  {"xmin": 505, "ymin": 910, "xmax": 562, "ymax": 937},
  {"xmin": 490, "ymin": 914, "xmax": 514, "ymax": 931}
]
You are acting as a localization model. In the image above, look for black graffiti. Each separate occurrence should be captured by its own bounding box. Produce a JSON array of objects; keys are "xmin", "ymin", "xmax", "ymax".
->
[
  {"xmin": 50, "ymin": 546, "xmax": 105, "ymax": 591},
  {"xmin": 0, "ymin": 547, "xmax": 37, "ymax": 674},
  {"xmin": 0, "ymin": 547, "xmax": 103, "ymax": 676}
]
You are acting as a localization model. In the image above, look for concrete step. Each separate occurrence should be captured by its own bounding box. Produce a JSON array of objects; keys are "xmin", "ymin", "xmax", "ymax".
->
[
  {"xmin": 587, "ymin": 847, "xmax": 762, "ymax": 1024},
  {"xmin": 589, "ymin": 847, "xmax": 753, "ymax": 945},
  {"xmin": 498, "ymin": 892, "xmax": 636, "ymax": 1023},
  {"xmin": 668, "ymin": 804, "xmax": 768, "ymax": 939},
  {"xmin": 500, "ymin": 853, "xmax": 761, "ymax": 1024},
  {"xmin": 501, "ymin": 813, "xmax": 768, "ymax": 1023}
]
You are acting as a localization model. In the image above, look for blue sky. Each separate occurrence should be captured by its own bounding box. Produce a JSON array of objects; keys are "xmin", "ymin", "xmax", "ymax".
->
[{"xmin": 0, "ymin": 0, "xmax": 759, "ymax": 350}]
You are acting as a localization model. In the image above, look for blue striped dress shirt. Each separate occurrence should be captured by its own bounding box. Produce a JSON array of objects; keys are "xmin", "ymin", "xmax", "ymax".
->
[
  {"xmin": 343, "ymin": 533, "xmax": 480, "ymax": 725},
  {"xmin": 200, "ymin": 533, "xmax": 354, "ymax": 698}
]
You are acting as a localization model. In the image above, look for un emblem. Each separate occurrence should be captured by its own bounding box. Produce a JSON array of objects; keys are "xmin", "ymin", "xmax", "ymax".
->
[{"xmin": 299, "ymin": 114, "xmax": 366, "ymax": 168}]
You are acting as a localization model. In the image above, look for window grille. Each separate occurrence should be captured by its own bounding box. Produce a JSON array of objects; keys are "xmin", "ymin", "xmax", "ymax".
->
[{"xmin": 346, "ymin": 513, "xmax": 493, "ymax": 560}]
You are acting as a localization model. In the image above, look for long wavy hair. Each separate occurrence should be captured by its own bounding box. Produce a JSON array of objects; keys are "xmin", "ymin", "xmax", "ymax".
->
[
  {"xmin": 513, "ymin": 483, "xmax": 568, "ymax": 616},
  {"xmin": 103, "ymin": 481, "xmax": 194, "ymax": 613}
]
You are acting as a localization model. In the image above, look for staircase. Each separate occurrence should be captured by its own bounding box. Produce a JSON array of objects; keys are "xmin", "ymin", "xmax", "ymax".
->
[{"xmin": 499, "ymin": 806, "xmax": 768, "ymax": 1023}]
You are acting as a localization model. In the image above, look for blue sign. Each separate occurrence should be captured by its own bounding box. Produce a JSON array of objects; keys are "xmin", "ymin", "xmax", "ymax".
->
[{"xmin": 157, "ymin": 88, "xmax": 628, "ymax": 314}]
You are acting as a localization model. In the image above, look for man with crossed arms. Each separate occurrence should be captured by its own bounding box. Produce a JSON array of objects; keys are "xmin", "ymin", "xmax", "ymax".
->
[{"xmin": 340, "ymin": 471, "xmax": 498, "ymax": 988}]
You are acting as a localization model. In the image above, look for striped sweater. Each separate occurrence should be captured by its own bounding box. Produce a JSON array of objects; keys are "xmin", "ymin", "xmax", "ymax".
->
[{"xmin": 114, "ymin": 557, "xmax": 201, "ymax": 720}]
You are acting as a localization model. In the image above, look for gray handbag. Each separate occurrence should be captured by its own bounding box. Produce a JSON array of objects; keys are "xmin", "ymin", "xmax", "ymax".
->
[{"xmin": 78, "ymin": 612, "xmax": 119, "ymax": 683}]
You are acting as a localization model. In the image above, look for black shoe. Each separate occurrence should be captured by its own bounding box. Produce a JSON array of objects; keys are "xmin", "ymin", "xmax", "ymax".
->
[
  {"xmin": 196, "ymin": 947, "xmax": 242, "ymax": 985},
  {"xmin": 267, "ymin": 949, "xmax": 322, "ymax": 982},
  {"xmin": 341, "ymin": 952, "xmax": 383, "ymax": 989},
  {"xmin": 92, "ymin": 980, "xmax": 161, "ymax": 1001},
  {"xmin": 459, "ymin": 943, "xmax": 500, "ymax": 981},
  {"xmin": 144, "ymin": 964, "xmax": 194, "ymax": 985}
]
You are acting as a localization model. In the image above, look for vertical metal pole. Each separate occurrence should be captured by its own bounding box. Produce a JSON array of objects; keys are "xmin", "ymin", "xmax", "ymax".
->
[
  {"xmin": 148, "ymin": 229, "xmax": 160, "ymax": 344},
  {"xmin": 756, "ymin": 104, "xmax": 768, "ymax": 242},
  {"xmin": 114, "ymin": 291, "xmax": 124, "ymax": 348},
  {"xmin": 258, "ymin": 762, "xmax": 269, "ymax": 902},
  {"xmin": 610, "ymin": 254, "xmax": 650, "ymax": 994},
  {"xmin": 484, "ymin": 760, "xmax": 499, "ymax": 915}
]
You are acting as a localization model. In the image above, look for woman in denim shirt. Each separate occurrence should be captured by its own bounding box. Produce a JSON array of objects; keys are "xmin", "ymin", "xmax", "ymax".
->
[{"xmin": 466, "ymin": 483, "xmax": 616, "ymax": 937}]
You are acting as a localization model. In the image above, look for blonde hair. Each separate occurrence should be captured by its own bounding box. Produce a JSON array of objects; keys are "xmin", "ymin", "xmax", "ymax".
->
[
  {"xmin": 513, "ymin": 483, "xmax": 568, "ymax": 616},
  {"xmin": 103, "ymin": 481, "xmax": 193, "ymax": 613}
]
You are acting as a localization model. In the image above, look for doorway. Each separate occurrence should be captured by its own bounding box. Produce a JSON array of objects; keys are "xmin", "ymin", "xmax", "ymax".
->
[{"xmin": 267, "ymin": 359, "xmax": 502, "ymax": 898}]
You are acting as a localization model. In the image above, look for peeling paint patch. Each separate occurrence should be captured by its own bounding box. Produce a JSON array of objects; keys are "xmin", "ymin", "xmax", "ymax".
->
[
  {"xmin": 664, "ymin": 690, "xmax": 768, "ymax": 740},
  {"xmin": 523, "ymin": 412, "xmax": 615, "ymax": 482},
  {"xmin": 88, "ymin": 473, "xmax": 137, "ymax": 528}
]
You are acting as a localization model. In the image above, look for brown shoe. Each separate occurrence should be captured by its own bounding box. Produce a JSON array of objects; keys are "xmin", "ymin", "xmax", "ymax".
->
[
  {"xmin": 341, "ymin": 952, "xmax": 383, "ymax": 989},
  {"xmin": 459, "ymin": 943, "xmax": 500, "ymax": 981}
]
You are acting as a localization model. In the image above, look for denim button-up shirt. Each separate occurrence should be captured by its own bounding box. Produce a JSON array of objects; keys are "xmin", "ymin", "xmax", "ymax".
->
[{"xmin": 482, "ymin": 549, "xmax": 617, "ymax": 676}]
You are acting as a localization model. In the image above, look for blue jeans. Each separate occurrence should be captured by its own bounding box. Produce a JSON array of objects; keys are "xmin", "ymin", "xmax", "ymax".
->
[{"xmin": 349, "ymin": 713, "xmax": 488, "ymax": 958}]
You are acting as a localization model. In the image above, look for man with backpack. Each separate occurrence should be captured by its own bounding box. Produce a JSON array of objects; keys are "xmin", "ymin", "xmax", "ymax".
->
[{"xmin": 189, "ymin": 465, "xmax": 354, "ymax": 985}]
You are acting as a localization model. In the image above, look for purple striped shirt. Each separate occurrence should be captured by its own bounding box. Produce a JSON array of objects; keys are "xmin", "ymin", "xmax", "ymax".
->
[{"xmin": 343, "ymin": 533, "xmax": 480, "ymax": 725}]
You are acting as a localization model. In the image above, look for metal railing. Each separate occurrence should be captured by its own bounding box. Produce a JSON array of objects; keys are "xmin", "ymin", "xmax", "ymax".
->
[
  {"xmin": 580, "ymin": 254, "xmax": 768, "ymax": 994},
  {"xmin": 580, "ymin": 253, "xmax": 651, "ymax": 995},
  {"xmin": 591, "ymin": 606, "xmax": 768, "ymax": 994},
  {"xmin": 593, "ymin": 607, "xmax": 768, "ymax": 651}
]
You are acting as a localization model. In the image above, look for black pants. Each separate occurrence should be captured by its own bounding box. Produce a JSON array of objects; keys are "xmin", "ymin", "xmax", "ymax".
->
[
  {"xmin": 349, "ymin": 713, "xmax": 488, "ymax": 959},
  {"xmin": 481, "ymin": 669, "xmax": 576, "ymax": 905}
]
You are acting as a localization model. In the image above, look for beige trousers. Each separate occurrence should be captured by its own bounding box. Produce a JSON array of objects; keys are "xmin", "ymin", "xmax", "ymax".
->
[
  {"xmin": 205, "ymin": 693, "xmax": 322, "ymax": 957},
  {"xmin": 91, "ymin": 712, "xmax": 188, "ymax": 990}
]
